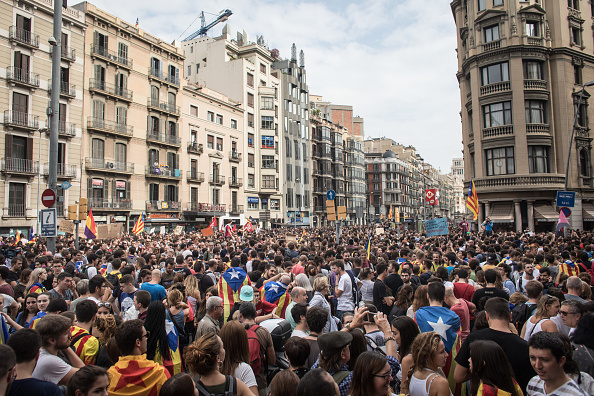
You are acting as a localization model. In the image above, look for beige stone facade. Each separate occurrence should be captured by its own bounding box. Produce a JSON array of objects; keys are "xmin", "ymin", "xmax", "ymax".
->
[
  {"xmin": 0, "ymin": 0, "xmax": 85, "ymax": 236},
  {"xmin": 452, "ymin": 0, "xmax": 594, "ymax": 231}
]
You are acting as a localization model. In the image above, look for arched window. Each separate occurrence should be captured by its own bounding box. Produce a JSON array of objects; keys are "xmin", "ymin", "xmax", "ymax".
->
[{"xmin": 580, "ymin": 148, "xmax": 590, "ymax": 176}]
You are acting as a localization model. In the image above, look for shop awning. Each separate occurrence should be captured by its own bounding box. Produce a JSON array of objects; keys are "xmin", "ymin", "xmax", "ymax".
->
[
  {"xmin": 533, "ymin": 204, "xmax": 558, "ymax": 222},
  {"xmin": 145, "ymin": 218, "xmax": 181, "ymax": 223},
  {"xmin": 583, "ymin": 204, "xmax": 594, "ymax": 222},
  {"xmin": 489, "ymin": 203, "xmax": 514, "ymax": 223}
]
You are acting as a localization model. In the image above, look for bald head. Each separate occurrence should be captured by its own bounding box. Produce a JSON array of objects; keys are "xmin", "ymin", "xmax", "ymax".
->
[
  {"xmin": 291, "ymin": 286, "xmax": 307, "ymax": 304},
  {"xmin": 151, "ymin": 269, "xmax": 161, "ymax": 280},
  {"xmin": 280, "ymin": 275, "xmax": 291, "ymax": 285}
]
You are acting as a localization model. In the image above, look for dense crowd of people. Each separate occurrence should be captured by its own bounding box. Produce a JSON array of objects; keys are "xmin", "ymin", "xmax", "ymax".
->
[{"xmin": 0, "ymin": 225, "xmax": 593, "ymax": 396}]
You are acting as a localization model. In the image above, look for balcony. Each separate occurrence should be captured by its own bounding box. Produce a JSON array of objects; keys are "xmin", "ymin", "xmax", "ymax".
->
[
  {"xmin": 188, "ymin": 143, "xmax": 203, "ymax": 155},
  {"xmin": 4, "ymin": 110, "xmax": 39, "ymax": 130},
  {"xmin": 145, "ymin": 166, "xmax": 181, "ymax": 179},
  {"xmin": 148, "ymin": 67, "xmax": 179, "ymax": 87},
  {"xmin": 146, "ymin": 201, "xmax": 181, "ymax": 212},
  {"xmin": 87, "ymin": 117, "xmax": 133, "ymax": 138},
  {"xmin": 50, "ymin": 46, "xmax": 76, "ymax": 62},
  {"xmin": 90, "ymin": 45, "xmax": 133, "ymax": 69},
  {"xmin": 186, "ymin": 203, "xmax": 226, "ymax": 213},
  {"xmin": 48, "ymin": 80, "xmax": 76, "ymax": 99},
  {"xmin": 209, "ymin": 174, "xmax": 225, "ymax": 185},
  {"xmin": 186, "ymin": 171, "xmax": 204, "ymax": 183},
  {"xmin": 146, "ymin": 131, "xmax": 181, "ymax": 147},
  {"xmin": 230, "ymin": 205, "xmax": 244, "ymax": 214},
  {"xmin": 5, "ymin": 204, "xmax": 26, "ymax": 218},
  {"xmin": 473, "ymin": 175, "xmax": 565, "ymax": 192},
  {"xmin": 482, "ymin": 125, "xmax": 513, "ymax": 139},
  {"xmin": 89, "ymin": 199, "xmax": 132, "ymax": 210},
  {"xmin": 524, "ymin": 79, "xmax": 548, "ymax": 91},
  {"xmin": 147, "ymin": 98, "xmax": 180, "ymax": 116},
  {"xmin": 1, "ymin": 158, "xmax": 38, "ymax": 175},
  {"xmin": 229, "ymin": 151, "xmax": 242, "ymax": 162},
  {"xmin": 229, "ymin": 178, "xmax": 243, "ymax": 188},
  {"xmin": 6, "ymin": 67, "xmax": 39, "ymax": 88},
  {"xmin": 261, "ymin": 182, "xmax": 277, "ymax": 191},
  {"xmin": 526, "ymin": 37, "xmax": 543, "ymax": 46},
  {"xmin": 9, "ymin": 26, "xmax": 39, "ymax": 48},
  {"xmin": 481, "ymin": 39, "xmax": 501, "ymax": 52},
  {"xmin": 526, "ymin": 124, "xmax": 550, "ymax": 135},
  {"xmin": 480, "ymin": 81, "xmax": 511, "ymax": 97},
  {"xmin": 45, "ymin": 121, "xmax": 76, "ymax": 138},
  {"xmin": 85, "ymin": 158, "xmax": 134, "ymax": 174},
  {"xmin": 43, "ymin": 163, "xmax": 77, "ymax": 179},
  {"xmin": 89, "ymin": 79, "xmax": 133, "ymax": 102}
]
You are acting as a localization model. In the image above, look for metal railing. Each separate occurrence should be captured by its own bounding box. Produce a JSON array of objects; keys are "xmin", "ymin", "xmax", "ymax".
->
[
  {"xmin": 85, "ymin": 158, "xmax": 134, "ymax": 173},
  {"xmin": 6, "ymin": 67, "xmax": 40, "ymax": 87},
  {"xmin": 90, "ymin": 45, "xmax": 132, "ymax": 68},
  {"xmin": 44, "ymin": 163, "xmax": 77, "ymax": 178},
  {"xmin": 87, "ymin": 117, "xmax": 133, "ymax": 137},
  {"xmin": 148, "ymin": 67, "xmax": 179, "ymax": 86},
  {"xmin": 146, "ymin": 131, "xmax": 182, "ymax": 146},
  {"xmin": 186, "ymin": 203, "xmax": 227, "ymax": 212},
  {"xmin": 6, "ymin": 204, "xmax": 26, "ymax": 217},
  {"xmin": 1, "ymin": 158, "xmax": 38, "ymax": 174},
  {"xmin": 89, "ymin": 199, "xmax": 132, "ymax": 209},
  {"xmin": 147, "ymin": 98, "xmax": 180, "ymax": 115},
  {"xmin": 186, "ymin": 170, "xmax": 205, "ymax": 182},
  {"xmin": 89, "ymin": 79, "xmax": 133, "ymax": 101},
  {"xmin": 48, "ymin": 80, "xmax": 76, "ymax": 97},
  {"xmin": 188, "ymin": 143, "xmax": 203, "ymax": 154},
  {"xmin": 9, "ymin": 26, "xmax": 39, "ymax": 47},
  {"xmin": 230, "ymin": 205, "xmax": 244, "ymax": 214},
  {"xmin": 146, "ymin": 200, "xmax": 181, "ymax": 211},
  {"xmin": 209, "ymin": 174, "xmax": 226, "ymax": 185},
  {"xmin": 145, "ymin": 166, "xmax": 181, "ymax": 178},
  {"xmin": 229, "ymin": 151, "xmax": 242, "ymax": 161},
  {"xmin": 50, "ymin": 46, "xmax": 76, "ymax": 61},
  {"xmin": 4, "ymin": 110, "xmax": 39, "ymax": 129},
  {"xmin": 229, "ymin": 178, "xmax": 243, "ymax": 187}
]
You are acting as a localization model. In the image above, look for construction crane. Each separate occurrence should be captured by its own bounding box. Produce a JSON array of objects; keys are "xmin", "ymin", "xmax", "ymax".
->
[{"xmin": 182, "ymin": 9, "xmax": 233, "ymax": 42}]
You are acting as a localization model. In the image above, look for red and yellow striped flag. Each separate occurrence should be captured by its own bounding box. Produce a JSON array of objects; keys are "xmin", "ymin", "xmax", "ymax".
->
[
  {"xmin": 477, "ymin": 382, "xmax": 522, "ymax": 396},
  {"xmin": 107, "ymin": 355, "xmax": 170, "ymax": 396},
  {"xmin": 70, "ymin": 325, "xmax": 99, "ymax": 365},
  {"xmin": 132, "ymin": 213, "xmax": 145, "ymax": 235},
  {"xmin": 466, "ymin": 180, "xmax": 479, "ymax": 221},
  {"xmin": 218, "ymin": 267, "xmax": 250, "ymax": 322},
  {"xmin": 261, "ymin": 281, "xmax": 292, "ymax": 318}
]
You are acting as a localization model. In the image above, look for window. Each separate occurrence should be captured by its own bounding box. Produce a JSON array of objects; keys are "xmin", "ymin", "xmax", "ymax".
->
[
  {"xmin": 260, "ymin": 63, "xmax": 266, "ymax": 74},
  {"xmin": 248, "ymin": 197, "xmax": 258, "ymax": 209},
  {"xmin": 248, "ymin": 174, "xmax": 255, "ymax": 188},
  {"xmin": 248, "ymin": 153, "xmax": 254, "ymax": 167},
  {"xmin": 190, "ymin": 105, "xmax": 198, "ymax": 117},
  {"xmin": 571, "ymin": 27, "xmax": 582, "ymax": 46},
  {"xmin": 187, "ymin": 65, "xmax": 191, "ymax": 76},
  {"xmin": 486, "ymin": 147, "xmax": 515, "ymax": 175},
  {"xmin": 91, "ymin": 138, "xmax": 104, "ymax": 160},
  {"xmin": 478, "ymin": 0, "xmax": 486, "ymax": 11},
  {"xmin": 247, "ymin": 93, "xmax": 254, "ymax": 108},
  {"xmin": 207, "ymin": 111, "xmax": 214, "ymax": 122},
  {"xmin": 248, "ymin": 133, "xmax": 254, "ymax": 147},
  {"xmin": 568, "ymin": 0, "xmax": 579, "ymax": 10},
  {"xmin": 248, "ymin": 113, "xmax": 254, "ymax": 127},
  {"xmin": 493, "ymin": 0, "xmax": 503, "ymax": 5},
  {"xmin": 484, "ymin": 25, "xmax": 499, "ymax": 43},
  {"xmin": 574, "ymin": 65, "xmax": 582, "ymax": 85},
  {"xmin": 481, "ymin": 62, "xmax": 509, "ymax": 85},
  {"xmin": 525, "ymin": 101, "xmax": 546, "ymax": 124},
  {"xmin": 261, "ymin": 96, "xmax": 274, "ymax": 110},
  {"xmin": 207, "ymin": 135, "xmax": 214, "ymax": 149},
  {"xmin": 526, "ymin": 21, "xmax": 538, "ymax": 37},
  {"xmin": 270, "ymin": 199, "xmax": 280, "ymax": 210},
  {"xmin": 247, "ymin": 73, "xmax": 254, "ymax": 87},
  {"xmin": 231, "ymin": 119, "xmax": 237, "ymax": 129},
  {"xmin": 483, "ymin": 101, "xmax": 512, "ymax": 128},
  {"xmin": 262, "ymin": 175, "xmax": 275, "ymax": 188},
  {"xmin": 261, "ymin": 116, "xmax": 274, "ymax": 129},
  {"xmin": 262, "ymin": 155, "xmax": 275, "ymax": 169},
  {"xmin": 576, "ymin": 102, "xmax": 587, "ymax": 127},
  {"xmin": 524, "ymin": 61, "xmax": 543, "ymax": 80},
  {"xmin": 115, "ymin": 143, "xmax": 127, "ymax": 165},
  {"xmin": 216, "ymin": 114, "xmax": 223, "ymax": 125},
  {"xmin": 149, "ymin": 184, "xmax": 159, "ymax": 201},
  {"xmin": 9, "ymin": 183, "xmax": 26, "ymax": 214},
  {"xmin": 528, "ymin": 146, "xmax": 550, "ymax": 173},
  {"xmin": 262, "ymin": 136, "xmax": 274, "ymax": 149},
  {"xmin": 286, "ymin": 164, "xmax": 292, "ymax": 181},
  {"xmin": 295, "ymin": 141, "xmax": 300, "ymax": 160},
  {"xmin": 216, "ymin": 137, "xmax": 223, "ymax": 151},
  {"xmin": 580, "ymin": 149, "xmax": 591, "ymax": 176}
]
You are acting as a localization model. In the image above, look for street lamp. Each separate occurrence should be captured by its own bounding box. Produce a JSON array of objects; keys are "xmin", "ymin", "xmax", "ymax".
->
[{"xmin": 566, "ymin": 80, "xmax": 594, "ymax": 191}]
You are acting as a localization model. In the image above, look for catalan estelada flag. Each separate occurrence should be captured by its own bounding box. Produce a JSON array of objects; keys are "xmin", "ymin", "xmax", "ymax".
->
[
  {"xmin": 559, "ymin": 260, "xmax": 580, "ymax": 277},
  {"xmin": 15, "ymin": 230, "xmax": 20, "ymax": 244},
  {"xmin": 132, "ymin": 213, "xmax": 145, "ymax": 235},
  {"xmin": 218, "ymin": 267, "xmax": 249, "ymax": 322},
  {"xmin": 477, "ymin": 382, "xmax": 523, "ymax": 396},
  {"xmin": 84, "ymin": 209, "xmax": 98, "ymax": 239},
  {"xmin": 154, "ymin": 320, "xmax": 183, "ymax": 376},
  {"xmin": 28, "ymin": 226, "xmax": 35, "ymax": 244},
  {"xmin": 261, "ymin": 281, "xmax": 291, "ymax": 318},
  {"xmin": 0, "ymin": 315, "xmax": 9, "ymax": 344},
  {"xmin": 415, "ymin": 306, "xmax": 465, "ymax": 396},
  {"xmin": 70, "ymin": 325, "xmax": 99, "ymax": 365},
  {"xmin": 365, "ymin": 229, "xmax": 373, "ymax": 259},
  {"xmin": 388, "ymin": 206, "xmax": 393, "ymax": 220},
  {"xmin": 28, "ymin": 311, "xmax": 47, "ymax": 328},
  {"xmin": 107, "ymin": 354, "xmax": 170, "ymax": 396},
  {"xmin": 27, "ymin": 281, "xmax": 46, "ymax": 295},
  {"xmin": 466, "ymin": 180, "xmax": 479, "ymax": 221}
]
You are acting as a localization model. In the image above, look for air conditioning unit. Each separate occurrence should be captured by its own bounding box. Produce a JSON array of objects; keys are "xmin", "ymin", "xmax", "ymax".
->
[{"xmin": 106, "ymin": 162, "xmax": 115, "ymax": 169}]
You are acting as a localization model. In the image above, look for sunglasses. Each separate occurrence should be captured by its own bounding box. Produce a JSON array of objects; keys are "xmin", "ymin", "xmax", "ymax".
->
[
  {"xmin": 559, "ymin": 310, "xmax": 576, "ymax": 316},
  {"xmin": 98, "ymin": 302, "xmax": 112, "ymax": 308}
]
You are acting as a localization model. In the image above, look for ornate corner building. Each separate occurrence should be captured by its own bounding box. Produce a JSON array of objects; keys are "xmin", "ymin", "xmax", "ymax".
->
[{"xmin": 452, "ymin": 0, "xmax": 594, "ymax": 231}]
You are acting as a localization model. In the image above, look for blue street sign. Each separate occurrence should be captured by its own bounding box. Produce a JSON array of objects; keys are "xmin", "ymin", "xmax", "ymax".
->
[
  {"xmin": 326, "ymin": 190, "xmax": 336, "ymax": 201},
  {"xmin": 61, "ymin": 181, "xmax": 72, "ymax": 190},
  {"xmin": 40, "ymin": 208, "xmax": 57, "ymax": 237},
  {"xmin": 556, "ymin": 191, "xmax": 576, "ymax": 208}
]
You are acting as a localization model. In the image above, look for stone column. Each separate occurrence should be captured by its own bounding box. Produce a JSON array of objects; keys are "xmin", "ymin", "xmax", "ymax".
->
[
  {"xmin": 514, "ymin": 200, "xmax": 522, "ymax": 232},
  {"xmin": 484, "ymin": 201, "xmax": 491, "ymax": 218},
  {"xmin": 527, "ymin": 200, "xmax": 535, "ymax": 231}
]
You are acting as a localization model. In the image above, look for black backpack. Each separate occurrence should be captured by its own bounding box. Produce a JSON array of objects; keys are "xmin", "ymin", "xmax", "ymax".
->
[
  {"xmin": 195, "ymin": 375, "xmax": 237, "ymax": 396},
  {"xmin": 511, "ymin": 302, "xmax": 537, "ymax": 332}
]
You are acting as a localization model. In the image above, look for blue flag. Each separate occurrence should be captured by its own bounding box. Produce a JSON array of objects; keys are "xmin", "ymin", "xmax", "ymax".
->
[
  {"xmin": 264, "ymin": 281, "xmax": 288, "ymax": 303},
  {"xmin": 221, "ymin": 267, "xmax": 248, "ymax": 293},
  {"xmin": 415, "ymin": 306, "xmax": 461, "ymax": 353}
]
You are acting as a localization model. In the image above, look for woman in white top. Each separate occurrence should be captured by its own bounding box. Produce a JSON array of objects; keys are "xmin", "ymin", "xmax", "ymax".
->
[
  {"xmin": 219, "ymin": 320, "xmax": 258, "ymax": 395},
  {"xmin": 408, "ymin": 332, "xmax": 452, "ymax": 396},
  {"xmin": 521, "ymin": 294, "xmax": 559, "ymax": 341},
  {"xmin": 359, "ymin": 268, "xmax": 375, "ymax": 306}
]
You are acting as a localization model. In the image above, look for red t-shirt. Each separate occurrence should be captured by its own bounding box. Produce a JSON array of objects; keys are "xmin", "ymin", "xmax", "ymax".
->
[{"xmin": 453, "ymin": 282, "xmax": 475, "ymax": 301}]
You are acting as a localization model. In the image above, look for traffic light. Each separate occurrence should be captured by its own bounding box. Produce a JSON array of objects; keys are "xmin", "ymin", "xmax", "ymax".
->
[{"xmin": 399, "ymin": 212, "xmax": 405, "ymax": 223}]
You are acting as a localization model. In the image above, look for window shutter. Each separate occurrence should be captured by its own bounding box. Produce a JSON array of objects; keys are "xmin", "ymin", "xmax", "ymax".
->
[
  {"xmin": 175, "ymin": 122, "xmax": 179, "ymax": 137},
  {"xmin": 104, "ymin": 35, "xmax": 108, "ymax": 51},
  {"xmin": 87, "ymin": 178, "xmax": 93, "ymax": 200},
  {"xmin": 5, "ymin": 135, "xmax": 12, "ymax": 158},
  {"xmin": 26, "ymin": 137, "xmax": 33, "ymax": 161},
  {"xmin": 175, "ymin": 186, "xmax": 179, "ymax": 202},
  {"xmin": 164, "ymin": 186, "xmax": 169, "ymax": 202},
  {"xmin": 103, "ymin": 179, "xmax": 109, "ymax": 200},
  {"xmin": 126, "ymin": 182, "xmax": 130, "ymax": 200},
  {"xmin": 112, "ymin": 179, "xmax": 116, "ymax": 201},
  {"xmin": 175, "ymin": 153, "xmax": 179, "ymax": 170},
  {"xmin": 175, "ymin": 67, "xmax": 179, "ymax": 83}
]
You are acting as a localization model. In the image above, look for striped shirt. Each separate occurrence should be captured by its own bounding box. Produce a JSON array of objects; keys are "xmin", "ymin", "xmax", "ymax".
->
[{"xmin": 526, "ymin": 376, "xmax": 587, "ymax": 396}]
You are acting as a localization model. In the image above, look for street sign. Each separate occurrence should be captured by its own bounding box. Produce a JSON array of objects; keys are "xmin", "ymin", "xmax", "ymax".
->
[
  {"xmin": 561, "ymin": 207, "xmax": 572, "ymax": 217},
  {"xmin": 60, "ymin": 181, "xmax": 72, "ymax": 190},
  {"xmin": 40, "ymin": 208, "xmax": 57, "ymax": 237},
  {"xmin": 425, "ymin": 189, "xmax": 438, "ymax": 206},
  {"xmin": 41, "ymin": 189, "xmax": 56, "ymax": 208},
  {"xmin": 556, "ymin": 191, "xmax": 576, "ymax": 208},
  {"xmin": 326, "ymin": 190, "xmax": 336, "ymax": 201}
]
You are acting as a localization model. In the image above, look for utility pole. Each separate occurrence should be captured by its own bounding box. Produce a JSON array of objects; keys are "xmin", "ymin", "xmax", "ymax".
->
[{"xmin": 47, "ymin": 0, "xmax": 62, "ymax": 254}]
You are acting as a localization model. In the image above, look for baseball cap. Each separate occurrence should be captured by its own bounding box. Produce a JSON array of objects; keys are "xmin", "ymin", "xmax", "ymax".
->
[
  {"xmin": 239, "ymin": 285, "xmax": 254, "ymax": 302},
  {"xmin": 318, "ymin": 331, "xmax": 353, "ymax": 356}
]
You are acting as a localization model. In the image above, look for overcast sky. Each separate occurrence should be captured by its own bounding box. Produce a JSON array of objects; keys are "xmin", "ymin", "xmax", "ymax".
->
[{"xmin": 87, "ymin": 0, "xmax": 462, "ymax": 172}]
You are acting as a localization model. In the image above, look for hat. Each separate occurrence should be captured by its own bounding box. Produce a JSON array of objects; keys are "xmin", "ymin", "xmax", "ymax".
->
[
  {"xmin": 318, "ymin": 331, "xmax": 353, "ymax": 356},
  {"xmin": 239, "ymin": 285, "xmax": 254, "ymax": 302},
  {"xmin": 487, "ymin": 253, "xmax": 497, "ymax": 262}
]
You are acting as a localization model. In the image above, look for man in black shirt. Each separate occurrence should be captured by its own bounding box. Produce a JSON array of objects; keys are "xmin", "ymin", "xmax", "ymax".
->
[
  {"xmin": 471, "ymin": 268, "xmax": 509, "ymax": 311},
  {"xmin": 384, "ymin": 261, "xmax": 403, "ymax": 297},
  {"xmin": 454, "ymin": 297, "xmax": 535, "ymax": 393},
  {"xmin": 373, "ymin": 263, "xmax": 393, "ymax": 316}
]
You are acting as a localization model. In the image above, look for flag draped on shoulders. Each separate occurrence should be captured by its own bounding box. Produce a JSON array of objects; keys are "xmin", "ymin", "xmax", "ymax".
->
[
  {"xmin": 218, "ymin": 267, "xmax": 249, "ymax": 322},
  {"xmin": 0, "ymin": 316, "xmax": 9, "ymax": 344},
  {"xmin": 477, "ymin": 382, "xmax": 522, "ymax": 396},
  {"xmin": 27, "ymin": 282, "xmax": 46, "ymax": 294},
  {"xmin": 154, "ymin": 320, "xmax": 183, "ymax": 376},
  {"xmin": 559, "ymin": 260, "xmax": 580, "ymax": 276},
  {"xmin": 29, "ymin": 311, "xmax": 47, "ymax": 329},
  {"xmin": 261, "ymin": 281, "xmax": 291, "ymax": 318},
  {"xmin": 84, "ymin": 210, "xmax": 98, "ymax": 239},
  {"xmin": 70, "ymin": 325, "xmax": 99, "ymax": 365},
  {"xmin": 415, "ymin": 306, "xmax": 464, "ymax": 396},
  {"xmin": 107, "ymin": 354, "xmax": 170, "ymax": 396}
]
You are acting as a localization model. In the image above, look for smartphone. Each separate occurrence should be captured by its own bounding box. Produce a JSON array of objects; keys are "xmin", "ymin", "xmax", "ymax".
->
[{"xmin": 366, "ymin": 312, "xmax": 374, "ymax": 323}]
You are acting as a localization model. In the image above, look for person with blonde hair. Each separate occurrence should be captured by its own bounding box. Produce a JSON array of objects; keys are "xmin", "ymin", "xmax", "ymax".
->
[
  {"xmin": 309, "ymin": 275, "xmax": 337, "ymax": 333},
  {"xmin": 520, "ymin": 294, "xmax": 560, "ymax": 341},
  {"xmin": 408, "ymin": 332, "xmax": 452, "ymax": 396},
  {"xmin": 184, "ymin": 332, "xmax": 253, "ymax": 396},
  {"xmin": 26, "ymin": 268, "xmax": 47, "ymax": 294},
  {"xmin": 219, "ymin": 320, "xmax": 258, "ymax": 395}
]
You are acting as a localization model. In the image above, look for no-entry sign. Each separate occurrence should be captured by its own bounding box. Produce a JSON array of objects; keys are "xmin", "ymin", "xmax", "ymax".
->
[{"xmin": 41, "ymin": 189, "xmax": 56, "ymax": 208}]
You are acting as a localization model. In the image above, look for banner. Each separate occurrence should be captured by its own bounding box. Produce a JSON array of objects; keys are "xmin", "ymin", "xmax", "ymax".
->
[{"xmin": 424, "ymin": 218, "xmax": 449, "ymax": 237}]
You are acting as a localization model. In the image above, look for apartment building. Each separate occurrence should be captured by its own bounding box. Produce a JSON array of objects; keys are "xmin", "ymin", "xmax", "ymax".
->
[
  {"xmin": 272, "ymin": 44, "xmax": 311, "ymax": 227},
  {"xmin": 181, "ymin": 84, "xmax": 245, "ymax": 228},
  {"xmin": 73, "ymin": 2, "xmax": 185, "ymax": 231},
  {"xmin": 451, "ymin": 158, "xmax": 466, "ymax": 219},
  {"xmin": 183, "ymin": 28, "xmax": 282, "ymax": 228},
  {"xmin": 0, "ymin": 0, "xmax": 85, "ymax": 235},
  {"xmin": 452, "ymin": 0, "xmax": 594, "ymax": 231}
]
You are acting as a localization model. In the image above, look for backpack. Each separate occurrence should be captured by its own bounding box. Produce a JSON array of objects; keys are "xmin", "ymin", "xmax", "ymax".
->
[
  {"xmin": 511, "ymin": 302, "xmax": 537, "ymax": 331},
  {"xmin": 195, "ymin": 375, "xmax": 237, "ymax": 396},
  {"xmin": 245, "ymin": 324, "xmax": 263, "ymax": 376},
  {"xmin": 332, "ymin": 370, "xmax": 351, "ymax": 385},
  {"xmin": 346, "ymin": 270, "xmax": 360, "ymax": 307}
]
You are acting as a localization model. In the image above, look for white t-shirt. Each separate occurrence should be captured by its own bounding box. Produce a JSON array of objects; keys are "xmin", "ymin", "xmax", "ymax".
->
[
  {"xmin": 291, "ymin": 329, "xmax": 308, "ymax": 338},
  {"xmin": 86, "ymin": 266, "xmax": 98, "ymax": 279},
  {"xmin": 337, "ymin": 273, "xmax": 354, "ymax": 311},
  {"xmin": 2, "ymin": 294, "xmax": 14, "ymax": 314},
  {"xmin": 234, "ymin": 362, "xmax": 257, "ymax": 388},
  {"xmin": 32, "ymin": 348, "xmax": 72, "ymax": 384}
]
